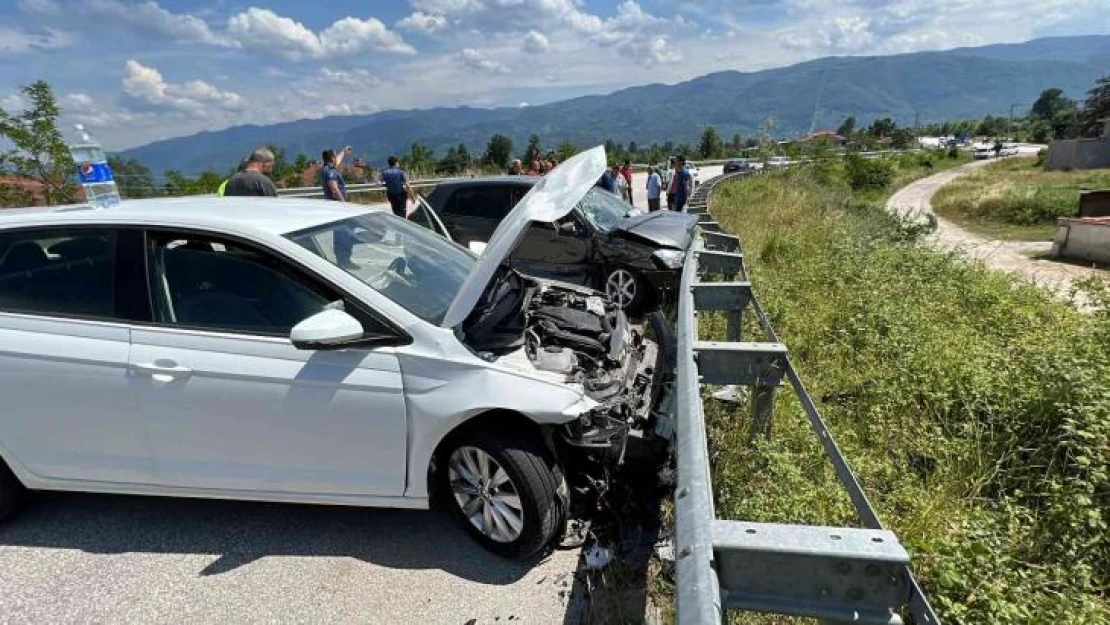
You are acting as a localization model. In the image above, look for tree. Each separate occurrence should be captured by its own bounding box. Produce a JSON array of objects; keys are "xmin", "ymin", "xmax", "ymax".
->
[
  {"xmin": 890, "ymin": 127, "xmax": 915, "ymax": 150},
  {"xmin": 107, "ymin": 156, "xmax": 157, "ymax": 199},
  {"xmin": 0, "ymin": 80, "xmax": 76, "ymax": 206},
  {"xmin": 836, "ymin": 116, "xmax": 856, "ymax": 138},
  {"xmin": 483, "ymin": 134, "xmax": 513, "ymax": 169},
  {"xmin": 1031, "ymin": 88, "xmax": 1075, "ymax": 120},
  {"xmin": 555, "ymin": 141, "xmax": 578, "ymax": 162},
  {"xmin": 699, "ymin": 126, "xmax": 722, "ymax": 159},
  {"xmin": 867, "ymin": 117, "xmax": 896, "ymax": 138},
  {"xmin": 1081, "ymin": 76, "xmax": 1110, "ymax": 138},
  {"xmin": 402, "ymin": 142, "xmax": 435, "ymax": 174},
  {"xmin": 522, "ymin": 134, "xmax": 542, "ymax": 164},
  {"xmin": 293, "ymin": 153, "xmax": 311, "ymax": 174}
]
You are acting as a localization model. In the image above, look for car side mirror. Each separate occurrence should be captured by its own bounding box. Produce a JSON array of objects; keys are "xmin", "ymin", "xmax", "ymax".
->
[
  {"xmin": 290, "ymin": 309, "xmax": 365, "ymax": 350},
  {"xmin": 557, "ymin": 222, "xmax": 577, "ymax": 235}
]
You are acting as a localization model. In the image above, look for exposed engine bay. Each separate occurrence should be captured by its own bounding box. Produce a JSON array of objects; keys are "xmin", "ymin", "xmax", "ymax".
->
[{"xmin": 461, "ymin": 267, "xmax": 675, "ymax": 470}]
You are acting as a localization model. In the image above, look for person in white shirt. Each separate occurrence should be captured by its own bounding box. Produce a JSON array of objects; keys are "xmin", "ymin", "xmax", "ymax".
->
[
  {"xmin": 646, "ymin": 167, "xmax": 662, "ymax": 211},
  {"xmin": 611, "ymin": 164, "xmax": 629, "ymax": 203}
]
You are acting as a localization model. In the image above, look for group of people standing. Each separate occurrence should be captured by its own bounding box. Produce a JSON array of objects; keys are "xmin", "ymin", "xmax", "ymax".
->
[
  {"xmin": 597, "ymin": 155, "xmax": 694, "ymax": 212},
  {"xmin": 217, "ymin": 145, "xmax": 414, "ymax": 218},
  {"xmin": 507, "ymin": 155, "xmax": 561, "ymax": 176}
]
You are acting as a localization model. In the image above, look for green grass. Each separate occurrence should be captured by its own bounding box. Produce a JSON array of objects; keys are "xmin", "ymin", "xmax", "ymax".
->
[
  {"xmin": 933, "ymin": 157, "xmax": 1110, "ymax": 242},
  {"xmin": 695, "ymin": 162, "xmax": 1110, "ymax": 624}
]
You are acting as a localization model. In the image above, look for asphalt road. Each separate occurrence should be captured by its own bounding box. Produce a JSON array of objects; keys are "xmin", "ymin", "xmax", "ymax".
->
[
  {"xmin": 0, "ymin": 492, "xmax": 585, "ymax": 623},
  {"xmin": 0, "ymin": 166, "xmax": 726, "ymax": 624}
]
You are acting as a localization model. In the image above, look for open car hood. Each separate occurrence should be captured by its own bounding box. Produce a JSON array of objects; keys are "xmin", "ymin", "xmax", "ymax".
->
[{"xmin": 441, "ymin": 145, "xmax": 607, "ymax": 328}]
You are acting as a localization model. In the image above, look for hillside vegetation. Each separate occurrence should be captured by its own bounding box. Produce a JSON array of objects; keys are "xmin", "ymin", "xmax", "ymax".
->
[
  {"xmin": 933, "ymin": 157, "xmax": 1110, "ymax": 241},
  {"xmin": 702, "ymin": 160, "xmax": 1109, "ymax": 623}
]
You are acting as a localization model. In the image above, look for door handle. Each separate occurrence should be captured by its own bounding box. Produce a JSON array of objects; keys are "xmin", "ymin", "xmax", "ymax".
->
[{"xmin": 132, "ymin": 361, "xmax": 193, "ymax": 384}]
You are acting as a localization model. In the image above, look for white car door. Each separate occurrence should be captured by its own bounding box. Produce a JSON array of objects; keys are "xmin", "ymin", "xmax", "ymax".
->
[
  {"xmin": 129, "ymin": 230, "xmax": 408, "ymax": 497},
  {"xmin": 0, "ymin": 227, "xmax": 157, "ymax": 485}
]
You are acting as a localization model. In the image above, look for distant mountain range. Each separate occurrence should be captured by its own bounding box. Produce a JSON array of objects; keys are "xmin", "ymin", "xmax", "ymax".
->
[{"xmin": 121, "ymin": 35, "xmax": 1110, "ymax": 175}]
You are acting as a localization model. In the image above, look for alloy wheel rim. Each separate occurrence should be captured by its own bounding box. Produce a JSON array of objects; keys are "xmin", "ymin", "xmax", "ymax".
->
[
  {"xmin": 448, "ymin": 446, "xmax": 524, "ymax": 543},
  {"xmin": 606, "ymin": 269, "xmax": 637, "ymax": 309}
]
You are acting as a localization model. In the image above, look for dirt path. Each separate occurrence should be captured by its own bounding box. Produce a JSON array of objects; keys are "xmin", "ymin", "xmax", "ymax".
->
[{"xmin": 885, "ymin": 159, "xmax": 1104, "ymax": 306}]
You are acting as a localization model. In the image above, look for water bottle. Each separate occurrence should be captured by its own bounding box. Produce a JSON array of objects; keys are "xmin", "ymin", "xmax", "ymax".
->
[{"xmin": 69, "ymin": 124, "xmax": 121, "ymax": 209}]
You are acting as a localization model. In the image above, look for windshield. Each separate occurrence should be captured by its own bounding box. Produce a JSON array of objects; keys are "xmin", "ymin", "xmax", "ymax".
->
[
  {"xmin": 287, "ymin": 212, "xmax": 475, "ymax": 325},
  {"xmin": 577, "ymin": 187, "xmax": 631, "ymax": 232}
]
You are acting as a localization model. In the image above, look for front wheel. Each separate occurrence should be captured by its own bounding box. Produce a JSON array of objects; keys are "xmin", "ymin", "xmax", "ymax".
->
[
  {"xmin": 443, "ymin": 432, "xmax": 562, "ymax": 558},
  {"xmin": 605, "ymin": 267, "xmax": 648, "ymax": 315}
]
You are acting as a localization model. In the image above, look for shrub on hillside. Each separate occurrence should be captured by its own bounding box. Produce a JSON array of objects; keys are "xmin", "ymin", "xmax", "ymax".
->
[{"xmin": 844, "ymin": 153, "xmax": 894, "ymax": 191}]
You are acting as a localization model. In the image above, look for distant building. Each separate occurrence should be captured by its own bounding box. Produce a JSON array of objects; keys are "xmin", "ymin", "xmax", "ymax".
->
[{"xmin": 798, "ymin": 130, "xmax": 846, "ymax": 146}]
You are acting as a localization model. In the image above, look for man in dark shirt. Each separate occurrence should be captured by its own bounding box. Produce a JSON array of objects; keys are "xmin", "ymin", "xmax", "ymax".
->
[
  {"xmin": 319, "ymin": 147, "xmax": 350, "ymax": 202},
  {"xmin": 223, "ymin": 148, "xmax": 277, "ymax": 197},
  {"xmin": 318, "ymin": 147, "xmax": 356, "ymax": 268},
  {"xmin": 672, "ymin": 155, "xmax": 694, "ymax": 212},
  {"xmin": 596, "ymin": 167, "xmax": 617, "ymax": 193},
  {"xmin": 379, "ymin": 157, "xmax": 413, "ymax": 218}
]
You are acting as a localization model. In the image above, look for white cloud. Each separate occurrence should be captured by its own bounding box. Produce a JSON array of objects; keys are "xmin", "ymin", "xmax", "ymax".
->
[
  {"xmin": 622, "ymin": 34, "xmax": 684, "ymax": 65},
  {"xmin": 397, "ymin": 12, "xmax": 449, "ymax": 34},
  {"xmin": 227, "ymin": 7, "xmax": 414, "ymax": 60},
  {"xmin": 0, "ymin": 93, "xmax": 25, "ymax": 112},
  {"xmin": 19, "ymin": 0, "xmax": 232, "ymax": 46},
  {"xmin": 456, "ymin": 48, "xmax": 511, "ymax": 74},
  {"xmin": 524, "ymin": 30, "xmax": 550, "ymax": 53},
  {"xmin": 322, "ymin": 17, "xmax": 416, "ymax": 55},
  {"xmin": 320, "ymin": 68, "xmax": 383, "ymax": 87},
  {"xmin": 0, "ymin": 25, "xmax": 72, "ymax": 55},
  {"xmin": 122, "ymin": 60, "xmax": 246, "ymax": 115}
]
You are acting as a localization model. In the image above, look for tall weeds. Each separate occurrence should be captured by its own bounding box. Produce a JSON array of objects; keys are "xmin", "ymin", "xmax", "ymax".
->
[{"xmin": 706, "ymin": 165, "xmax": 1109, "ymax": 623}]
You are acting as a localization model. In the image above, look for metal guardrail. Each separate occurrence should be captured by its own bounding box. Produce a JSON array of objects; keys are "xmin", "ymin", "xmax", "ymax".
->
[
  {"xmin": 276, "ymin": 177, "xmax": 463, "ymax": 199},
  {"xmin": 673, "ymin": 169, "xmax": 940, "ymax": 625}
]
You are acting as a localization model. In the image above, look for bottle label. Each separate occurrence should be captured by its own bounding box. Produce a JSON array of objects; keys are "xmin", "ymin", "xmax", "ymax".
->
[{"xmin": 77, "ymin": 162, "xmax": 115, "ymax": 185}]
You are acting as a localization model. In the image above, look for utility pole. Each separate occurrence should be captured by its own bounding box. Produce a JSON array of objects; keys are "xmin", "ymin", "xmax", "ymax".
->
[{"xmin": 1009, "ymin": 103, "xmax": 1022, "ymax": 140}]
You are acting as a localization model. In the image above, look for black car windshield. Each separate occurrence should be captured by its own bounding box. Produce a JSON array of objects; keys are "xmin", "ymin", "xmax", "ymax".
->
[
  {"xmin": 286, "ymin": 212, "xmax": 475, "ymax": 325},
  {"xmin": 577, "ymin": 187, "xmax": 631, "ymax": 232}
]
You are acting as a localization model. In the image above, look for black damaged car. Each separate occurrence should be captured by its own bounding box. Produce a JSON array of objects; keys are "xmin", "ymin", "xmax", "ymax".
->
[{"xmin": 424, "ymin": 177, "xmax": 698, "ymax": 315}]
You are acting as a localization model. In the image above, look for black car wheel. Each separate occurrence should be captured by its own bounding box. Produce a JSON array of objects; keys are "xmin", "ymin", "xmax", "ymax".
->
[
  {"xmin": 442, "ymin": 431, "xmax": 562, "ymax": 558},
  {"xmin": 0, "ymin": 459, "xmax": 27, "ymax": 522},
  {"xmin": 605, "ymin": 267, "xmax": 647, "ymax": 315}
]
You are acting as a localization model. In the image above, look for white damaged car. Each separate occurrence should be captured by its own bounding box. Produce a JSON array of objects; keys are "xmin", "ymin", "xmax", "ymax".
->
[{"xmin": 0, "ymin": 147, "xmax": 672, "ymax": 557}]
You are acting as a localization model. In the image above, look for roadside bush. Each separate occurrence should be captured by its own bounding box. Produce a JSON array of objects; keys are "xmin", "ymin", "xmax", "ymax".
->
[
  {"xmin": 705, "ymin": 166, "xmax": 1110, "ymax": 623},
  {"xmin": 844, "ymin": 153, "xmax": 894, "ymax": 192}
]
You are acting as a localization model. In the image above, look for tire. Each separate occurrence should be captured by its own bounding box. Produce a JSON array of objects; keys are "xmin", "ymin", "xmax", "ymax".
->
[
  {"xmin": 441, "ymin": 431, "xmax": 562, "ymax": 558},
  {"xmin": 0, "ymin": 458, "xmax": 27, "ymax": 523},
  {"xmin": 605, "ymin": 266, "xmax": 648, "ymax": 316}
]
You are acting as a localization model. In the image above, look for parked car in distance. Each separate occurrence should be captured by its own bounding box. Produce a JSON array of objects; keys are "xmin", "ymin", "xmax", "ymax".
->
[
  {"xmin": 973, "ymin": 145, "xmax": 995, "ymax": 160},
  {"xmin": 424, "ymin": 177, "xmax": 698, "ymax": 315},
  {"xmin": 0, "ymin": 147, "xmax": 672, "ymax": 559},
  {"xmin": 1001, "ymin": 143, "xmax": 1020, "ymax": 156},
  {"xmin": 723, "ymin": 159, "xmax": 755, "ymax": 174},
  {"xmin": 765, "ymin": 156, "xmax": 791, "ymax": 168}
]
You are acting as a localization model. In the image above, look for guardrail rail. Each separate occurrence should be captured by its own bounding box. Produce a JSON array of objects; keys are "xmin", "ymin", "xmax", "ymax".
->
[{"xmin": 672, "ymin": 170, "xmax": 940, "ymax": 625}]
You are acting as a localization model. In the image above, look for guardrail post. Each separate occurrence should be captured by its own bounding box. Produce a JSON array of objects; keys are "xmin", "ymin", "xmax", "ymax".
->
[{"xmin": 751, "ymin": 384, "xmax": 776, "ymax": 440}]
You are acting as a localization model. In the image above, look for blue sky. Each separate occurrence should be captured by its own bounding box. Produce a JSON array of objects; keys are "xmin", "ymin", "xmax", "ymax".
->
[{"xmin": 1, "ymin": 0, "xmax": 1107, "ymax": 149}]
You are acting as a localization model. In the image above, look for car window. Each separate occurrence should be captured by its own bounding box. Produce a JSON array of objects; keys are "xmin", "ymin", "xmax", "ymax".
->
[
  {"xmin": 148, "ymin": 232, "xmax": 346, "ymax": 336},
  {"xmin": 287, "ymin": 212, "xmax": 474, "ymax": 325},
  {"xmin": 0, "ymin": 228, "xmax": 115, "ymax": 319},
  {"xmin": 577, "ymin": 187, "xmax": 631, "ymax": 233},
  {"xmin": 448, "ymin": 185, "xmax": 514, "ymax": 220}
]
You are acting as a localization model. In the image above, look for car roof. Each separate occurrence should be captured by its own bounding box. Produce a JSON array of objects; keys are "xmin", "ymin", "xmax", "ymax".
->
[
  {"xmin": 435, "ymin": 176, "xmax": 541, "ymax": 189},
  {"xmin": 0, "ymin": 196, "xmax": 390, "ymax": 235}
]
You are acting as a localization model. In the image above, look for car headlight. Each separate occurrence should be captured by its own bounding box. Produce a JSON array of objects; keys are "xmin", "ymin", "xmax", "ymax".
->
[{"xmin": 651, "ymin": 249, "xmax": 685, "ymax": 269}]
